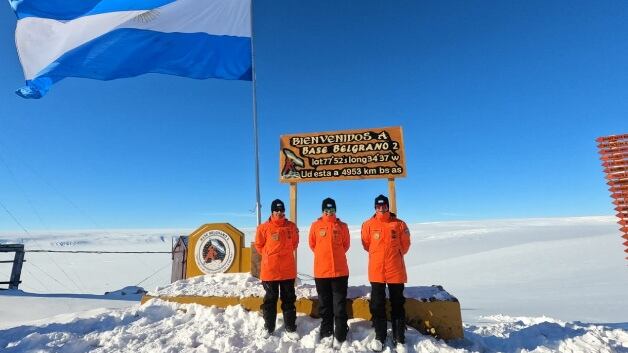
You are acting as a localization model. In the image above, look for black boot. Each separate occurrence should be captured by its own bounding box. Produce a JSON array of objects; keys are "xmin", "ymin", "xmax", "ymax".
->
[
  {"xmin": 283, "ymin": 309, "xmax": 297, "ymax": 332},
  {"xmin": 392, "ymin": 319, "xmax": 398, "ymax": 344},
  {"xmin": 334, "ymin": 318, "xmax": 348, "ymax": 342},
  {"xmin": 262, "ymin": 309, "xmax": 276, "ymax": 334},
  {"xmin": 373, "ymin": 318, "xmax": 387, "ymax": 343},
  {"xmin": 392, "ymin": 319, "xmax": 406, "ymax": 345}
]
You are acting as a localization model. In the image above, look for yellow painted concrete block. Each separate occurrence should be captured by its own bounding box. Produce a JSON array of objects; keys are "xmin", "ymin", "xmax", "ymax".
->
[{"xmin": 141, "ymin": 294, "xmax": 463, "ymax": 340}]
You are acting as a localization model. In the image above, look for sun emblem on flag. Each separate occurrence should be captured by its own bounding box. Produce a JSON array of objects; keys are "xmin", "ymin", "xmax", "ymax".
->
[{"xmin": 133, "ymin": 9, "xmax": 160, "ymax": 23}]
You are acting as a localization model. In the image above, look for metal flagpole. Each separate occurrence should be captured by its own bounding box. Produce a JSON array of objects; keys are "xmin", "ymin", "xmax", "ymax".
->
[{"xmin": 250, "ymin": 0, "xmax": 262, "ymax": 226}]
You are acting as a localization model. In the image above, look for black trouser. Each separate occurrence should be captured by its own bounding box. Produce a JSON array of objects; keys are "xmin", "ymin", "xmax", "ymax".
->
[
  {"xmin": 370, "ymin": 282, "xmax": 406, "ymax": 344},
  {"xmin": 261, "ymin": 279, "xmax": 297, "ymax": 333},
  {"xmin": 315, "ymin": 276, "xmax": 349, "ymax": 341}
]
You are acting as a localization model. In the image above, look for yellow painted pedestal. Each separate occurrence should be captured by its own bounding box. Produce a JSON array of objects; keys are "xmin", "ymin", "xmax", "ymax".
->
[{"xmin": 141, "ymin": 293, "xmax": 463, "ymax": 340}]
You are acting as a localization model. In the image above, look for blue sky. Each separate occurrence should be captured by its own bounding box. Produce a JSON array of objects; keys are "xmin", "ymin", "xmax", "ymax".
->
[{"xmin": 0, "ymin": 0, "xmax": 626, "ymax": 232}]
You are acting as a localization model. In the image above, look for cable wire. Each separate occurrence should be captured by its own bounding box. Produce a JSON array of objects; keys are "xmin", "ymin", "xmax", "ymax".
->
[
  {"xmin": 0, "ymin": 198, "xmax": 31, "ymax": 235},
  {"xmin": 0, "ymin": 148, "xmax": 86, "ymax": 292},
  {"xmin": 26, "ymin": 250, "xmax": 171, "ymax": 254},
  {"xmin": 135, "ymin": 262, "xmax": 171, "ymax": 287},
  {"xmin": 0, "ymin": 150, "xmax": 48, "ymax": 234},
  {"xmin": 0, "ymin": 135, "xmax": 168, "ymax": 293},
  {"xmin": 22, "ymin": 267, "xmax": 48, "ymax": 292},
  {"xmin": 0, "ymin": 140, "xmax": 114, "ymax": 237},
  {"xmin": 27, "ymin": 261, "xmax": 74, "ymax": 292},
  {"xmin": 0, "ymin": 196, "xmax": 74, "ymax": 292}
]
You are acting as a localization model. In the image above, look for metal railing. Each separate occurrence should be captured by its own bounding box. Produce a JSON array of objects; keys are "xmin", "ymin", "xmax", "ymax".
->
[{"xmin": 0, "ymin": 244, "xmax": 25, "ymax": 290}]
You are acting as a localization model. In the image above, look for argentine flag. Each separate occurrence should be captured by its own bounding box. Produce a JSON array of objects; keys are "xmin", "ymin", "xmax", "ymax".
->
[{"xmin": 9, "ymin": 0, "xmax": 252, "ymax": 98}]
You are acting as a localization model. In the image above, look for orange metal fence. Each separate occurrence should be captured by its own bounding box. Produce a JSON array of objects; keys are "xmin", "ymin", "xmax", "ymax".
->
[{"xmin": 596, "ymin": 133, "xmax": 628, "ymax": 259}]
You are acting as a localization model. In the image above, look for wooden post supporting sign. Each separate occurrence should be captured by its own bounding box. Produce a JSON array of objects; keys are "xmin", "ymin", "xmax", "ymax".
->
[
  {"xmin": 290, "ymin": 183, "xmax": 298, "ymax": 224},
  {"xmin": 388, "ymin": 178, "xmax": 397, "ymax": 214},
  {"xmin": 290, "ymin": 182, "xmax": 298, "ymax": 268}
]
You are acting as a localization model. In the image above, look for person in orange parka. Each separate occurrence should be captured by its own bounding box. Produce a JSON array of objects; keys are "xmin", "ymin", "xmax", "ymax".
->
[
  {"xmin": 308, "ymin": 197, "xmax": 350, "ymax": 347},
  {"xmin": 361, "ymin": 194, "xmax": 411, "ymax": 352},
  {"xmin": 254, "ymin": 199, "xmax": 299, "ymax": 339}
]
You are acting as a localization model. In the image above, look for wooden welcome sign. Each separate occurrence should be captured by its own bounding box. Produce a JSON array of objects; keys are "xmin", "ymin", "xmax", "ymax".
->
[{"xmin": 279, "ymin": 126, "xmax": 407, "ymax": 183}]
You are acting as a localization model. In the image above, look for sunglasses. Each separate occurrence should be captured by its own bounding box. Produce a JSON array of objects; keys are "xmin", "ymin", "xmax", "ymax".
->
[{"xmin": 323, "ymin": 208, "xmax": 336, "ymax": 213}]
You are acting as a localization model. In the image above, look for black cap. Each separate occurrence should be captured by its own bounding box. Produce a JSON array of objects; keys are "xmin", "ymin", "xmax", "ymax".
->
[
  {"xmin": 374, "ymin": 194, "xmax": 389, "ymax": 208},
  {"xmin": 321, "ymin": 197, "xmax": 336, "ymax": 211},
  {"xmin": 271, "ymin": 199, "xmax": 285, "ymax": 212}
]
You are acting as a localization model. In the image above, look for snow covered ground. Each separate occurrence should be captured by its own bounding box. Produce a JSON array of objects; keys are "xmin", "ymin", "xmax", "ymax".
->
[
  {"xmin": 147, "ymin": 272, "xmax": 458, "ymax": 303},
  {"xmin": 1, "ymin": 298, "xmax": 627, "ymax": 353},
  {"xmin": 1, "ymin": 216, "xmax": 627, "ymax": 352}
]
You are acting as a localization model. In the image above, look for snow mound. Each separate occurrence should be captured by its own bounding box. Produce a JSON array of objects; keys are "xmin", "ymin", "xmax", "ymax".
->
[
  {"xmin": 104, "ymin": 286, "xmax": 147, "ymax": 298},
  {"xmin": 1, "ymin": 300, "xmax": 625, "ymax": 353},
  {"xmin": 149, "ymin": 273, "xmax": 458, "ymax": 301},
  {"xmin": 461, "ymin": 315, "xmax": 628, "ymax": 352}
]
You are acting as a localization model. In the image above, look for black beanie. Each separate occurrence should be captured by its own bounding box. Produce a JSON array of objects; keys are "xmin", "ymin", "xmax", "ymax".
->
[
  {"xmin": 321, "ymin": 197, "xmax": 336, "ymax": 211},
  {"xmin": 374, "ymin": 194, "xmax": 389, "ymax": 208},
  {"xmin": 271, "ymin": 199, "xmax": 285, "ymax": 212}
]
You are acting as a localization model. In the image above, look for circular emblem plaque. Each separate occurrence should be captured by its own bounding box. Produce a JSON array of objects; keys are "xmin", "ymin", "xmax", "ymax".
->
[{"xmin": 194, "ymin": 230, "xmax": 236, "ymax": 274}]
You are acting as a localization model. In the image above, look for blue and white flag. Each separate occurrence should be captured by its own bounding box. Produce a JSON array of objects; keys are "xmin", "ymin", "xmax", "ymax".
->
[{"xmin": 9, "ymin": 0, "xmax": 252, "ymax": 98}]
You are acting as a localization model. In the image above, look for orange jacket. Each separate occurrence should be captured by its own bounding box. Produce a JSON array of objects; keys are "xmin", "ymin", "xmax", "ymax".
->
[
  {"xmin": 308, "ymin": 214, "xmax": 350, "ymax": 278},
  {"xmin": 361, "ymin": 212, "xmax": 410, "ymax": 283},
  {"xmin": 255, "ymin": 215, "xmax": 299, "ymax": 281}
]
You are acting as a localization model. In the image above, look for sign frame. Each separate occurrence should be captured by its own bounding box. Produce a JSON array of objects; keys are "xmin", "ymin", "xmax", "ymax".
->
[{"xmin": 279, "ymin": 126, "xmax": 406, "ymax": 183}]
